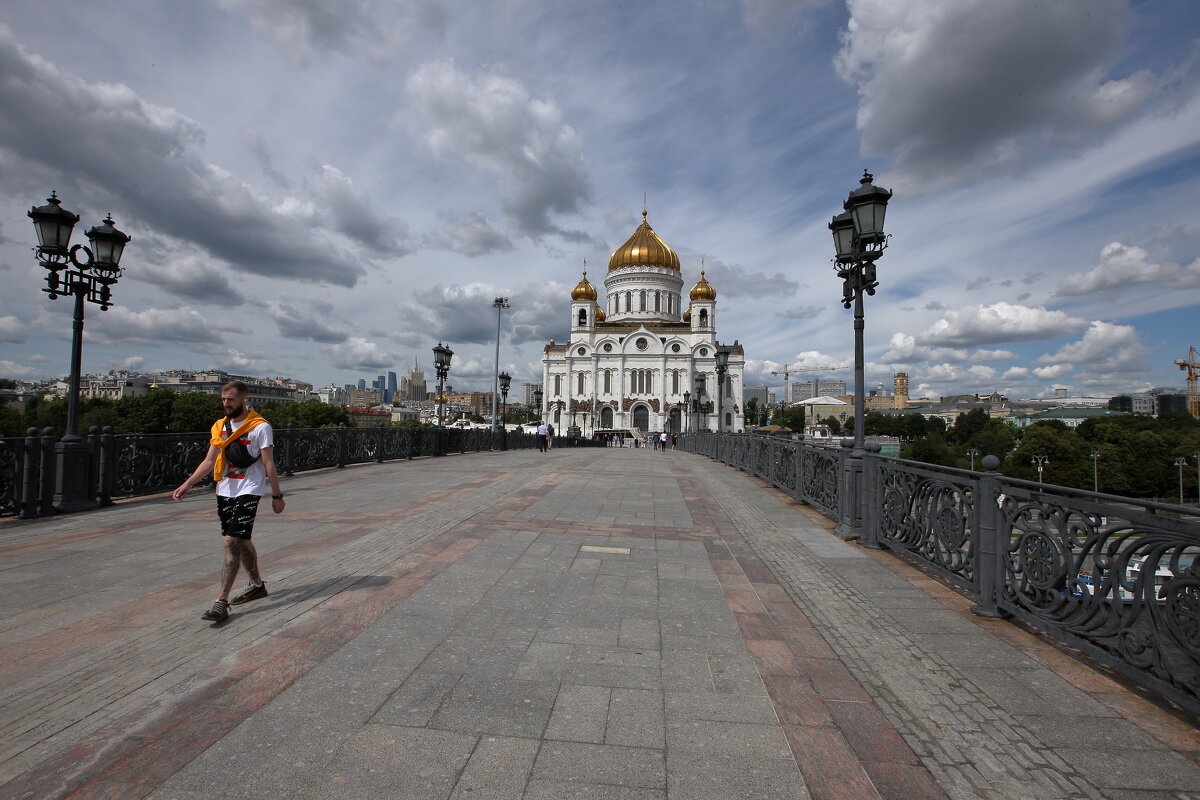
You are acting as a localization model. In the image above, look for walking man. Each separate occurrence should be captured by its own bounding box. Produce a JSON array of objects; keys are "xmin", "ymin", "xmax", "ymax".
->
[
  {"xmin": 173, "ymin": 381, "xmax": 284, "ymax": 622},
  {"xmin": 536, "ymin": 421, "xmax": 549, "ymax": 452}
]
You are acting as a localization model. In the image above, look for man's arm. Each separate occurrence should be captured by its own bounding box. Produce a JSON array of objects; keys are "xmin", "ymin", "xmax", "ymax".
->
[
  {"xmin": 260, "ymin": 444, "xmax": 285, "ymax": 514},
  {"xmin": 172, "ymin": 444, "xmax": 221, "ymax": 501}
]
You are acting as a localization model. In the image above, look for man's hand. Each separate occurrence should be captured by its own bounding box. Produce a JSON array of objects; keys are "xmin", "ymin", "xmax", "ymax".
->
[
  {"xmin": 172, "ymin": 484, "xmax": 189, "ymax": 501},
  {"xmin": 271, "ymin": 497, "xmax": 285, "ymax": 514}
]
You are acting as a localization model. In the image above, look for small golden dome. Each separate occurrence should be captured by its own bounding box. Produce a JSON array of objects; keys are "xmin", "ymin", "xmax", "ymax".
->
[
  {"xmin": 683, "ymin": 307, "xmax": 691, "ymax": 322},
  {"xmin": 595, "ymin": 305, "xmax": 606, "ymax": 322},
  {"xmin": 690, "ymin": 270, "xmax": 716, "ymax": 301},
  {"xmin": 608, "ymin": 211, "xmax": 680, "ymax": 271},
  {"xmin": 571, "ymin": 270, "xmax": 597, "ymax": 301}
]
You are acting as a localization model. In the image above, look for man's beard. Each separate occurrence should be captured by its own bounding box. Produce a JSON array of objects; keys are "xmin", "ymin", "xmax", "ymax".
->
[{"xmin": 226, "ymin": 403, "xmax": 246, "ymax": 420}]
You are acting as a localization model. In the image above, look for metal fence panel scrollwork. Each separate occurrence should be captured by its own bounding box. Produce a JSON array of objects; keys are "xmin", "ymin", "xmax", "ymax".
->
[
  {"xmin": 113, "ymin": 433, "xmax": 212, "ymax": 499},
  {"xmin": 0, "ymin": 437, "xmax": 24, "ymax": 517},
  {"xmin": 995, "ymin": 481, "xmax": 1200, "ymax": 716},
  {"xmin": 877, "ymin": 459, "xmax": 978, "ymax": 591}
]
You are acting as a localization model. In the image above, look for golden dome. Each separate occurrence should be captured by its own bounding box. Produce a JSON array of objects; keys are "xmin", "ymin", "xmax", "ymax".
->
[
  {"xmin": 608, "ymin": 211, "xmax": 680, "ymax": 271},
  {"xmin": 571, "ymin": 270, "xmax": 597, "ymax": 301},
  {"xmin": 690, "ymin": 270, "xmax": 716, "ymax": 301},
  {"xmin": 683, "ymin": 307, "xmax": 691, "ymax": 322},
  {"xmin": 595, "ymin": 305, "xmax": 606, "ymax": 322}
]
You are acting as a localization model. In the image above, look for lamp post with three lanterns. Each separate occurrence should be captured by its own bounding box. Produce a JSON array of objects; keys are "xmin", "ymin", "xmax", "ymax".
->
[
  {"xmin": 432, "ymin": 342, "xmax": 453, "ymax": 428},
  {"xmin": 28, "ymin": 192, "xmax": 132, "ymax": 512}
]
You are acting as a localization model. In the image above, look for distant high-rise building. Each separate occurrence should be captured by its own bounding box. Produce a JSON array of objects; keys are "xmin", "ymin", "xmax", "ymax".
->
[
  {"xmin": 524, "ymin": 382, "xmax": 543, "ymax": 405},
  {"xmin": 893, "ymin": 372, "xmax": 909, "ymax": 409},
  {"xmin": 357, "ymin": 378, "xmax": 366, "ymax": 390},
  {"xmin": 405, "ymin": 359, "xmax": 428, "ymax": 401},
  {"xmin": 743, "ymin": 385, "xmax": 768, "ymax": 406}
]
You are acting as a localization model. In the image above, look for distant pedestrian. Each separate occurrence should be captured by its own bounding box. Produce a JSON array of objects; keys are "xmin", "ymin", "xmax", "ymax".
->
[
  {"xmin": 546, "ymin": 423, "xmax": 555, "ymax": 449},
  {"xmin": 536, "ymin": 422, "xmax": 549, "ymax": 452},
  {"xmin": 173, "ymin": 380, "xmax": 284, "ymax": 623},
  {"xmin": 660, "ymin": 432, "xmax": 668, "ymax": 451},
  {"xmin": 671, "ymin": 433, "xmax": 677, "ymax": 449}
]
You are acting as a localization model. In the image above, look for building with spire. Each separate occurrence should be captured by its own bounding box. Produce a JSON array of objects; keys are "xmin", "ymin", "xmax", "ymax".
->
[{"xmin": 541, "ymin": 211, "xmax": 745, "ymax": 436}]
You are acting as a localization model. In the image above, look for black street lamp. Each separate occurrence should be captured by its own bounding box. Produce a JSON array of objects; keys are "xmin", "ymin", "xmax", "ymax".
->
[
  {"xmin": 533, "ymin": 388, "xmax": 543, "ymax": 423},
  {"xmin": 715, "ymin": 346, "xmax": 729, "ymax": 432},
  {"xmin": 432, "ymin": 342, "xmax": 453, "ymax": 427},
  {"xmin": 1031, "ymin": 454, "xmax": 1049, "ymax": 487},
  {"xmin": 498, "ymin": 371, "xmax": 511, "ymax": 425},
  {"xmin": 491, "ymin": 297, "xmax": 510, "ymax": 433},
  {"xmin": 693, "ymin": 373, "xmax": 706, "ymax": 432},
  {"xmin": 683, "ymin": 390, "xmax": 691, "ymax": 433},
  {"xmin": 29, "ymin": 192, "xmax": 132, "ymax": 512},
  {"xmin": 829, "ymin": 171, "xmax": 891, "ymax": 540}
]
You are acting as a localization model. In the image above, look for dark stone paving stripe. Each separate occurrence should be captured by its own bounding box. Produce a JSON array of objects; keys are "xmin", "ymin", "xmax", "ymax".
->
[
  {"xmin": 674, "ymin": 474, "xmax": 951, "ymax": 800},
  {"xmin": 2, "ymin": 519, "xmax": 493, "ymax": 800}
]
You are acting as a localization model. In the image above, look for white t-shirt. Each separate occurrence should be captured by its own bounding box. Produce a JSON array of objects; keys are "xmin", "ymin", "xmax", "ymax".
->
[
  {"xmin": 537, "ymin": 424, "xmax": 548, "ymax": 436},
  {"xmin": 217, "ymin": 419, "xmax": 274, "ymax": 498}
]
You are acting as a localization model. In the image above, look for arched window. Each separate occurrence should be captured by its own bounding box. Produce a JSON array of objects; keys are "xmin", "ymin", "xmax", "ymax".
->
[
  {"xmin": 639, "ymin": 290, "xmax": 646, "ymax": 311},
  {"xmin": 672, "ymin": 371, "xmax": 679, "ymax": 394},
  {"xmin": 654, "ymin": 292, "xmax": 660, "ymax": 312},
  {"xmin": 603, "ymin": 371, "xmax": 611, "ymax": 393},
  {"xmin": 625, "ymin": 291, "xmax": 631, "ymax": 312},
  {"xmin": 577, "ymin": 308, "xmax": 587, "ymax": 327},
  {"xmin": 577, "ymin": 372, "xmax": 585, "ymax": 394},
  {"xmin": 554, "ymin": 375, "xmax": 562, "ymax": 395},
  {"xmin": 699, "ymin": 309, "xmax": 709, "ymax": 327}
]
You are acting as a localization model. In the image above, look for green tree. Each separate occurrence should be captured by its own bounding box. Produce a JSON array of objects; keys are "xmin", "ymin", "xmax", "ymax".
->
[
  {"xmin": 775, "ymin": 405, "xmax": 805, "ymax": 431},
  {"xmin": 1003, "ymin": 423, "xmax": 1091, "ymax": 488},
  {"xmin": 116, "ymin": 389, "xmax": 177, "ymax": 434},
  {"xmin": 949, "ymin": 408, "xmax": 989, "ymax": 445},
  {"xmin": 0, "ymin": 405, "xmax": 26, "ymax": 437},
  {"xmin": 968, "ymin": 418, "xmax": 1015, "ymax": 460},
  {"xmin": 821, "ymin": 415, "xmax": 841, "ymax": 434},
  {"xmin": 170, "ymin": 392, "xmax": 224, "ymax": 432},
  {"xmin": 901, "ymin": 431, "xmax": 957, "ymax": 467},
  {"xmin": 745, "ymin": 397, "xmax": 760, "ymax": 426}
]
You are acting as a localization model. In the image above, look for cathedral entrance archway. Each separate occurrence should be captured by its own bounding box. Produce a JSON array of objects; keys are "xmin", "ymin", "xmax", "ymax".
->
[
  {"xmin": 632, "ymin": 405, "xmax": 649, "ymax": 432},
  {"xmin": 668, "ymin": 408, "xmax": 681, "ymax": 432},
  {"xmin": 600, "ymin": 406, "xmax": 614, "ymax": 428}
]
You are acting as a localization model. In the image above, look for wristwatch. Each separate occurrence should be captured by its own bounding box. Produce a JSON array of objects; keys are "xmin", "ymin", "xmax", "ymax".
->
[{"xmin": 272, "ymin": 494, "xmax": 283, "ymax": 500}]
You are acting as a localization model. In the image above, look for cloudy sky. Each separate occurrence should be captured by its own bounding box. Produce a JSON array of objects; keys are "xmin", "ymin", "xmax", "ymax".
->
[{"xmin": 1, "ymin": 0, "xmax": 1198, "ymax": 401}]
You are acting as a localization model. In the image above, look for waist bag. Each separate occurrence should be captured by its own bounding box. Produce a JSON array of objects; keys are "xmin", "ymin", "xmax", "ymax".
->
[{"xmin": 223, "ymin": 418, "xmax": 260, "ymax": 469}]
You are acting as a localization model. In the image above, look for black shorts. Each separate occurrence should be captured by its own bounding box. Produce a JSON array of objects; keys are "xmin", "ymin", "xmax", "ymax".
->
[{"xmin": 216, "ymin": 495, "xmax": 261, "ymax": 540}]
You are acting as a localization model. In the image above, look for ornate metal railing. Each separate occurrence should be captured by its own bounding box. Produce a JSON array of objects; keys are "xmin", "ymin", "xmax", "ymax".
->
[
  {"xmin": 3, "ymin": 425, "xmax": 600, "ymax": 520},
  {"xmin": 680, "ymin": 432, "xmax": 1200, "ymax": 717}
]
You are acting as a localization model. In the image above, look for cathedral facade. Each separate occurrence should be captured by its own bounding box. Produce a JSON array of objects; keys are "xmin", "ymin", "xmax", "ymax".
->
[{"xmin": 541, "ymin": 212, "xmax": 745, "ymax": 436}]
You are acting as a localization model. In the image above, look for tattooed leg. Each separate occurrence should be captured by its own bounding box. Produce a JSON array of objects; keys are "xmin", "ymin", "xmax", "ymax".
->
[
  {"xmin": 220, "ymin": 536, "xmax": 243, "ymax": 601},
  {"xmin": 239, "ymin": 540, "xmax": 262, "ymax": 585}
]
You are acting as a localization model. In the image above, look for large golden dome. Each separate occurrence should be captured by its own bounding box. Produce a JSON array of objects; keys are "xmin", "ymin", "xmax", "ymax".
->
[
  {"xmin": 571, "ymin": 271, "xmax": 597, "ymax": 301},
  {"xmin": 608, "ymin": 211, "xmax": 680, "ymax": 271},
  {"xmin": 595, "ymin": 305, "xmax": 606, "ymax": 322},
  {"xmin": 690, "ymin": 270, "xmax": 716, "ymax": 301}
]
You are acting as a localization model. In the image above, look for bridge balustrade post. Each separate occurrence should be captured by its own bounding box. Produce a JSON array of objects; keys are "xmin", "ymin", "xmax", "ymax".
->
[
  {"xmin": 97, "ymin": 426, "xmax": 115, "ymax": 506},
  {"xmin": 87, "ymin": 426, "xmax": 101, "ymax": 505},
  {"xmin": 20, "ymin": 427, "xmax": 40, "ymax": 519},
  {"xmin": 971, "ymin": 456, "xmax": 1005, "ymax": 617},
  {"xmin": 284, "ymin": 423, "xmax": 295, "ymax": 476},
  {"xmin": 835, "ymin": 440, "xmax": 862, "ymax": 540},
  {"xmin": 39, "ymin": 428, "xmax": 56, "ymax": 516},
  {"xmin": 376, "ymin": 426, "xmax": 385, "ymax": 463},
  {"xmin": 336, "ymin": 423, "xmax": 347, "ymax": 468},
  {"xmin": 860, "ymin": 444, "xmax": 882, "ymax": 549}
]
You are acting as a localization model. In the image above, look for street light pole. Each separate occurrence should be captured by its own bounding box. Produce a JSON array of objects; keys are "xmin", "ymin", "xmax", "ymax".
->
[
  {"xmin": 1031, "ymin": 455, "xmax": 1049, "ymax": 487},
  {"xmin": 683, "ymin": 391, "xmax": 691, "ymax": 434},
  {"xmin": 432, "ymin": 342, "xmax": 453, "ymax": 428},
  {"xmin": 1175, "ymin": 457, "xmax": 1188, "ymax": 505},
  {"xmin": 715, "ymin": 346, "xmax": 729, "ymax": 433},
  {"xmin": 966, "ymin": 448, "xmax": 980, "ymax": 471},
  {"xmin": 829, "ymin": 171, "xmax": 892, "ymax": 540},
  {"xmin": 29, "ymin": 193, "xmax": 132, "ymax": 512},
  {"xmin": 693, "ymin": 373, "xmax": 706, "ymax": 432},
  {"xmin": 498, "ymin": 372, "xmax": 510, "ymax": 450},
  {"xmin": 491, "ymin": 297, "xmax": 510, "ymax": 433},
  {"xmin": 1090, "ymin": 451, "xmax": 1101, "ymax": 493}
]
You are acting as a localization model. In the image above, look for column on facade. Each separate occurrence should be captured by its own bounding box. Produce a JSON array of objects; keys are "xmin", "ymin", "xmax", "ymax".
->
[
  {"xmin": 659, "ymin": 353, "xmax": 668, "ymax": 433},
  {"xmin": 617, "ymin": 354, "xmax": 626, "ymax": 430}
]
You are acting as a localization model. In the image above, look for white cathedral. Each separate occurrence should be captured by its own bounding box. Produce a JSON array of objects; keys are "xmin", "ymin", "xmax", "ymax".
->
[{"xmin": 540, "ymin": 211, "xmax": 745, "ymax": 436}]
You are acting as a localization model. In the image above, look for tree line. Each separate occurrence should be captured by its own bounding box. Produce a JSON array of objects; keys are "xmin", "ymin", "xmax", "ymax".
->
[{"xmin": 0, "ymin": 389, "xmax": 351, "ymax": 438}]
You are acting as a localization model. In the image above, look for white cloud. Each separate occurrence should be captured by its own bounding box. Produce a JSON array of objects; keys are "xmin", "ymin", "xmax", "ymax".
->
[
  {"xmin": 0, "ymin": 359, "xmax": 42, "ymax": 378},
  {"xmin": 1036, "ymin": 321, "xmax": 1150, "ymax": 375},
  {"xmin": 307, "ymin": 165, "xmax": 414, "ymax": 257},
  {"xmin": 1033, "ymin": 364, "xmax": 1073, "ymax": 380},
  {"xmin": 327, "ymin": 337, "xmax": 395, "ymax": 371},
  {"xmin": 86, "ymin": 307, "xmax": 224, "ymax": 346},
  {"xmin": 1055, "ymin": 241, "xmax": 1200, "ymax": 296},
  {"xmin": 265, "ymin": 300, "xmax": 348, "ymax": 344},
  {"xmin": 137, "ymin": 254, "xmax": 244, "ymax": 306},
  {"xmin": 406, "ymin": 60, "xmax": 591, "ymax": 238},
  {"xmin": 918, "ymin": 302, "xmax": 1089, "ymax": 348},
  {"xmin": 0, "ymin": 313, "xmax": 25, "ymax": 343},
  {"xmin": 0, "ymin": 27, "xmax": 366, "ymax": 287},
  {"xmin": 423, "ymin": 211, "xmax": 513, "ymax": 257},
  {"xmin": 836, "ymin": 0, "xmax": 1153, "ymax": 190}
]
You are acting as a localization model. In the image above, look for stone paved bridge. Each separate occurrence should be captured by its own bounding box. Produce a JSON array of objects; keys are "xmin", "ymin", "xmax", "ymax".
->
[{"xmin": 1, "ymin": 447, "xmax": 1197, "ymax": 799}]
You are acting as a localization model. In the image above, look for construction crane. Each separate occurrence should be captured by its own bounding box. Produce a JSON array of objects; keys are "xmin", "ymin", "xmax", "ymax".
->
[
  {"xmin": 770, "ymin": 364, "xmax": 848, "ymax": 407},
  {"xmin": 1177, "ymin": 346, "xmax": 1199, "ymax": 417}
]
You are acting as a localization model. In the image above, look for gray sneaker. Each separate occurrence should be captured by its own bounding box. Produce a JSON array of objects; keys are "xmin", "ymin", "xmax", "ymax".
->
[{"xmin": 201, "ymin": 600, "xmax": 229, "ymax": 622}]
